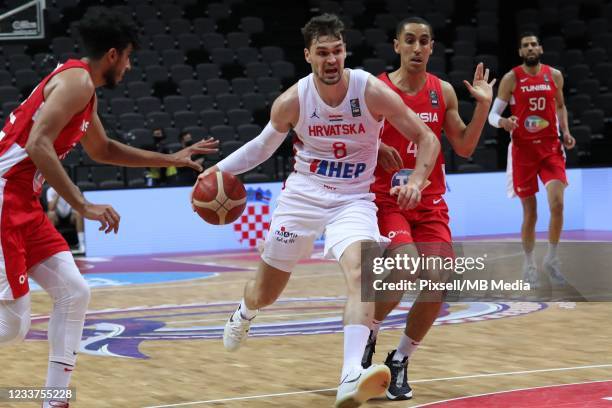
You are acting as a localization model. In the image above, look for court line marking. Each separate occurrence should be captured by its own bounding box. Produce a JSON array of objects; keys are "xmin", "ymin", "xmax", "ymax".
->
[
  {"xmin": 141, "ymin": 363, "xmax": 612, "ymax": 408},
  {"xmin": 412, "ymin": 378, "xmax": 612, "ymax": 407},
  {"xmin": 165, "ymin": 310, "xmax": 341, "ymax": 324}
]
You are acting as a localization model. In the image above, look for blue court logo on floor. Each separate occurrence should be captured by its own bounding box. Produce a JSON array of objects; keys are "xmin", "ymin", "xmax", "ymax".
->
[{"xmin": 27, "ymin": 298, "xmax": 546, "ymax": 359}]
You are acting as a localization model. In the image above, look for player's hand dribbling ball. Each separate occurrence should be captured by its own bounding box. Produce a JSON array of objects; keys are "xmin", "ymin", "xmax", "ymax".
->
[{"xmin": 192, "ymin": 171, "xmax": 247, "ymax": 225}]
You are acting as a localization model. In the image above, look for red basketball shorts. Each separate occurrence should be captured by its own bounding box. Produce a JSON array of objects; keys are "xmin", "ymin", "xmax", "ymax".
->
[
  {"xmin": 376, "ymin": 195, "xmax": 453, "ymax": 258},
  {"xmin": 508, "ymin": 137, "xmax": 567, "ymax": 199},
  {"xmin": 1, "ymin": 179, "xmax": 69, "ymax": 300}
]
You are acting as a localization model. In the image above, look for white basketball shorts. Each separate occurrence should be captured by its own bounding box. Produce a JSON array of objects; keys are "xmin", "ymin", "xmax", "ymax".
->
[{"xmin": 261, "ymin": 173, "xmax": 382, "ymax": 272}]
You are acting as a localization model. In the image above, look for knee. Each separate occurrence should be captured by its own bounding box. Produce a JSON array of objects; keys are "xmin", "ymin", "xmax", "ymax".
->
[
  {"xmin": 72, "ymin": 279, "xmax": 91, "ymax": 308},
  {"xmin": 0, "ymin": 313, "xmax": 30, "ymax": 345},
  {"xmin": 54, "ymin": 277, "xmax": 90, "ymax": 310},
  {"xmin": 550, "ymin": 199, "xmax": 563, "ymax": 216},
  {"xmin": 345, "ymin": 266, "xmax": 362, "ymax": 294}
]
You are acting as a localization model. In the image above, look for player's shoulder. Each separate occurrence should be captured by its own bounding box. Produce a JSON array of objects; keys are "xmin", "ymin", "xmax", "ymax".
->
[
  {"xmin": 52, "ymin": 66, "xmax": 95, "ymax": 95},
  {"xmin": 439, "ymin": 79, "xmax": 457, "ymax": 104},
  {"xmin": 548, "ymin": 66, "xmax": 563, "ymax": 79},
  {"xmin": 501, "ymin": 69, "xmax": 517, "ymax": 82},
  {"xmin": 270, "ymin": 82, "xmax": 299, "ymax": 121}
]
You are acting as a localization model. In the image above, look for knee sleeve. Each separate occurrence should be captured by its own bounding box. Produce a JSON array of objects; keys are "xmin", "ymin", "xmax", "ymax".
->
[
  {"xmin": 0, "ymin": 294, "xmax": 31, "ymax": 344},
  {"xmin": 29, "ymin": 252, "xmax": 90, "ymax": 365}
]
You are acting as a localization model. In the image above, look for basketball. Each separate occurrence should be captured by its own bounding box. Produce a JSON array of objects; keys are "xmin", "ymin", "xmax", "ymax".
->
[{"xmin": 192, "ymin": 171, "xmax": 247, "ymax": 225}]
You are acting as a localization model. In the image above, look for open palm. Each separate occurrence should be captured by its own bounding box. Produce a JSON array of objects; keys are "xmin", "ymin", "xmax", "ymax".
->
[{"xmin": 464, "ymin": 62, "xmax": 496, "ymax": 104}]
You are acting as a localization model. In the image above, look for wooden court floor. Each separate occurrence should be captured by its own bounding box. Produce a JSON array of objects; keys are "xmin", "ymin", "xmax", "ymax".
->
[{"xmin": 1, "ymin": 245, "xmax": 611, "ymax": 407}]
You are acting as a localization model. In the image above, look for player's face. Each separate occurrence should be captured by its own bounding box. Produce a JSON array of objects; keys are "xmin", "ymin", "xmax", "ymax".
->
[
  {"xmin": 103, "ymin": 44, "xmax": 133, "ymax": 89},
  {"xmin": 395, "ymin": 23, "xmax": 433, "ymax": 73},
  {"xmin": 304, "ymin": 35, "xmax": 346, "ymax": 85},
  {"xmin": 519, "ymin": 36, "xmax": 542, "ymax": 67}
]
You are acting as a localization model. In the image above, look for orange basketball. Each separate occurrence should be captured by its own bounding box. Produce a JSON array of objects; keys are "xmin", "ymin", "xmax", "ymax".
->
[{"xmin": 192, "ymin": 171, "xmax": 247, "ymax": 225}]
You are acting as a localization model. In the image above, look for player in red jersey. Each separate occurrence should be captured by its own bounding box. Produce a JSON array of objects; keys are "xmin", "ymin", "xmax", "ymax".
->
[
  {"xmin": 362, "ymin": 17, "xmax": 495, "ymax": 400},
  {"xmin": 0, "ymin": 8, "xmax": 216, "ymax": 408},
  {"xmin": 488, "ymin": 32, "xmax": 575, "ymax": 287}
]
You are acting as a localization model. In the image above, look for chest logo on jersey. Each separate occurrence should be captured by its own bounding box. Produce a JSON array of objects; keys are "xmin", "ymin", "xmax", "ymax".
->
[
  {"xmin": 418, "ymin": 112, "xmax": 439, "ymax": 123},
  {"xmin": 520, "ymin": 84, "xmax": 552, "ymax": 92},
  {"xmin": 350, "ymin": 98, "xmax": 361, "ymax": 117},
  {"xmin": 310, "ymin": 159, "xmax": 366, "ymax": 179},
  {"xmin": 308, "ymin": 123, "xmax": 366, "ymax": 136},
  {"xmin": 429, "ymin": 90, "xmax": 439, "ymax": 107},
  {"xmin": 524, "ymin": 115, "xmax": 550, "ymax": 133},
  {"xmin": 81, "ymin": 120, "xmax": 90, "ymax": 132}
]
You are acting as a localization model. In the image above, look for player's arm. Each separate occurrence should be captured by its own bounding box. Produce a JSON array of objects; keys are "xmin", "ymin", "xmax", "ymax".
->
[
  {"xmin": 443, "ymin": 63, "xmax": 495, "ymax": 158},
  {"xmin": 26, "ymin": 69, "xmax": 120, "ymax": 233},
  {"xmin": 202, "ymin": 84, "xmax": 298, "ymax": 176},
  {"xmin": 81, "ymin": 109, "xmax": 218, "ymax": 172},
  {"xmin": 488, "ymin": 71, "xmax": 518, "ymax": 133},
  {"xmin": 366, "ymin": 77, "xmax": 439, "ymax": 185},
  {"xmin": 552, "ymin": 69, "xmax": 575, "ymax": 149}
]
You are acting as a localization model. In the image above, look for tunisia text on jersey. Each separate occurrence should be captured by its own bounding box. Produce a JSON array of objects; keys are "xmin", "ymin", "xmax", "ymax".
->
[
  {"xmin": 292, "ymin": 69, "xmax": 383, "ymax": 194},
  {"xmin": 371, "ymin": 72, "xmax": 447, "ymax": 202},
  {"xmin": 0, "ymin": 59, "xmax": 95, "ymax": 197},
  {"xmin": 510, "ymin": 64, "xmax": 559, "ymax": 141}
]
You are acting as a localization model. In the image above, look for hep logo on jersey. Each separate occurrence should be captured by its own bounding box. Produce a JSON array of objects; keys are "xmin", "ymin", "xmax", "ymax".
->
[
  {"xmin": 309, "ymin": 159, "xmax": 366, "ymax": 179},
  {"xmin": 391, "ymin": 168, "xmax": 414, "ymax": 187}
]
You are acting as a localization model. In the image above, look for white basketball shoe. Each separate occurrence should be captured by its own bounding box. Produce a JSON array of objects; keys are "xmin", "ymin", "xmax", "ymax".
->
[
  {"xmin": 334, "ymin": 365, "xmax": 391, "ymax": 408},
  {"xmin": 223, "ymin": 305, "xmax": 252, "ymax": 352}
]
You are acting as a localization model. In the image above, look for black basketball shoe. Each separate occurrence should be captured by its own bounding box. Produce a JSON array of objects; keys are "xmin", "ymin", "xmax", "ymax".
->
[{"xmin": 384, "ymin": 349, "xmax": 413, "ymax": 400}]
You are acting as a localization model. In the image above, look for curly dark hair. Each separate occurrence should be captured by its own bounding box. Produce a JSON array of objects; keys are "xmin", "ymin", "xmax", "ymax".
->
[
  {"xmin": 77, "ymin": 7, "xmax": 140, "ymax": 59},
  {"xmin": 301, "ymin": 13, "xmax": 344, "ymax": 48}
]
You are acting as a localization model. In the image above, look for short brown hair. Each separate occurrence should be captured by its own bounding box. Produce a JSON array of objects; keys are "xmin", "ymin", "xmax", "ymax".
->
[{"xmin": 301, "ymin": 13, "xmax": 344, "ymax": 48}]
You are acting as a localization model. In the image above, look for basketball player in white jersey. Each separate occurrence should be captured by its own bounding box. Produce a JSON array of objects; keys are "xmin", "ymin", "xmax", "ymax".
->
[{"xmin": 198, "ymin": 14, "xmax": 439, "ymax": 407}]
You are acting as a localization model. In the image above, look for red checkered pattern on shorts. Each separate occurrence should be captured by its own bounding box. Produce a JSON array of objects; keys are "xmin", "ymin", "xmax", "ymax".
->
[{"xmin": 233, "ymin": 205, "xmax": 271, "ymax": 247}]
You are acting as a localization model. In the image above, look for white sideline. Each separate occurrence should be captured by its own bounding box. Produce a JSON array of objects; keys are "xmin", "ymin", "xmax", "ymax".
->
[{"xmin": 142, "ymin": 363, "xmax": 612, "ymax": 407}]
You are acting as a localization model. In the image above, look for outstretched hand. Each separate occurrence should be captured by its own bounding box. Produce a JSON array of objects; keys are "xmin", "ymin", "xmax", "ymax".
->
[
  {"xmin": 172, "ymin": 137, "xmax": 219, "ymax": 172},
  {"xmin": 463, "ymin": 62, "xmax": 496, "ymax": 104}
]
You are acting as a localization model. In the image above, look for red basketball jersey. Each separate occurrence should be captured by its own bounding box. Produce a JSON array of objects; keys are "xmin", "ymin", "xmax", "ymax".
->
[
  {"xmin": 0, "ymin": 59, "xmax": 95, "ymax": 197},
  {"xmin": 371, "ymin": 72, "xmax": 446, "ymax": 204},
  {"xmin": 510, "ymin": 64, "xmax": 559, "ymax": 142}
]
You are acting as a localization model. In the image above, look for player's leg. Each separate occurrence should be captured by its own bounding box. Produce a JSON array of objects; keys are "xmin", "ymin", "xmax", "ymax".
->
[
  {"xmin": 223, "ymin": 182, "xmax": 319, "ymax": 351},
  {"xmin": 512, "ymin": 142, "xmax": 541, "ymax": 284},
  {"xmin": 28, "ymin": 251, "xmax": 90, "ymax": 408},
  {"xmin": 334, "ymin": 240, "xmax": 391, "ymax": 408},
  {"xmin": 384, "ymin": 206, "xmax": 452, "ymax": 400},
  {"xmin": 0, "ymin": 294, "xmax": 31, "ymax": 345},
  {"xmin": 545, "ymin": 180, "xmax": 565, "ymax": 247},
  {"xmin": 520, "ymin": 195, "xmax": 538, "ymax": 261},
  {"xmin": 325, "ymin": 200, "xmax": 390, "ymax": 407},
  {"xmin": 223, "ymin": 258, "xmax": 292, "ymax": 352},
  {"xmin": 362, "ymin": 208, "xmax": 418, "ymax": 369},
  {"xmin": 541, "ymin": 149, "xmax": 569, "ymax": 284},
  {"xmin": 0, "ymin": 211, "xmax": 32, "ymax": 344}
]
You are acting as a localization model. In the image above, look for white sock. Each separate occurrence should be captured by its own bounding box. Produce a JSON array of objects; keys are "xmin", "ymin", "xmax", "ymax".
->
[
  {"xmin": 239, "ymin": 299, "xmax": 257, "ymax": 320},
  {"xmin": 370, "ymin": 319, "xmax": 382, "ymax": 340},
  {"xmin": 394, "ymin": 334, "xmax": 420, "ymax": 361},
  {"xmin": 524, "ymin": 250, "xmax": 535, "ymax": 266},
  {"xmin": 43, "ymin": 361, "xmax": 73, "ymax": 405},
  {"xmin": 341, "ymin": 324, "xmax": 370, "ymax": 380},
  {"xmin": 545, "ymin": 243, "xmax": 558, "ymax": 260},
  {"xmin": 77, "ymin": 232, "xmax": 85, "ymax": 247}
]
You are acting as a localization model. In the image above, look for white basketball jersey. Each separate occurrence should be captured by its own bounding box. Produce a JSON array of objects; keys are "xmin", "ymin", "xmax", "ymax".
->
[{"xmin": 293, "ymin": 69, "xmax": 382, "ymax": 194}]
